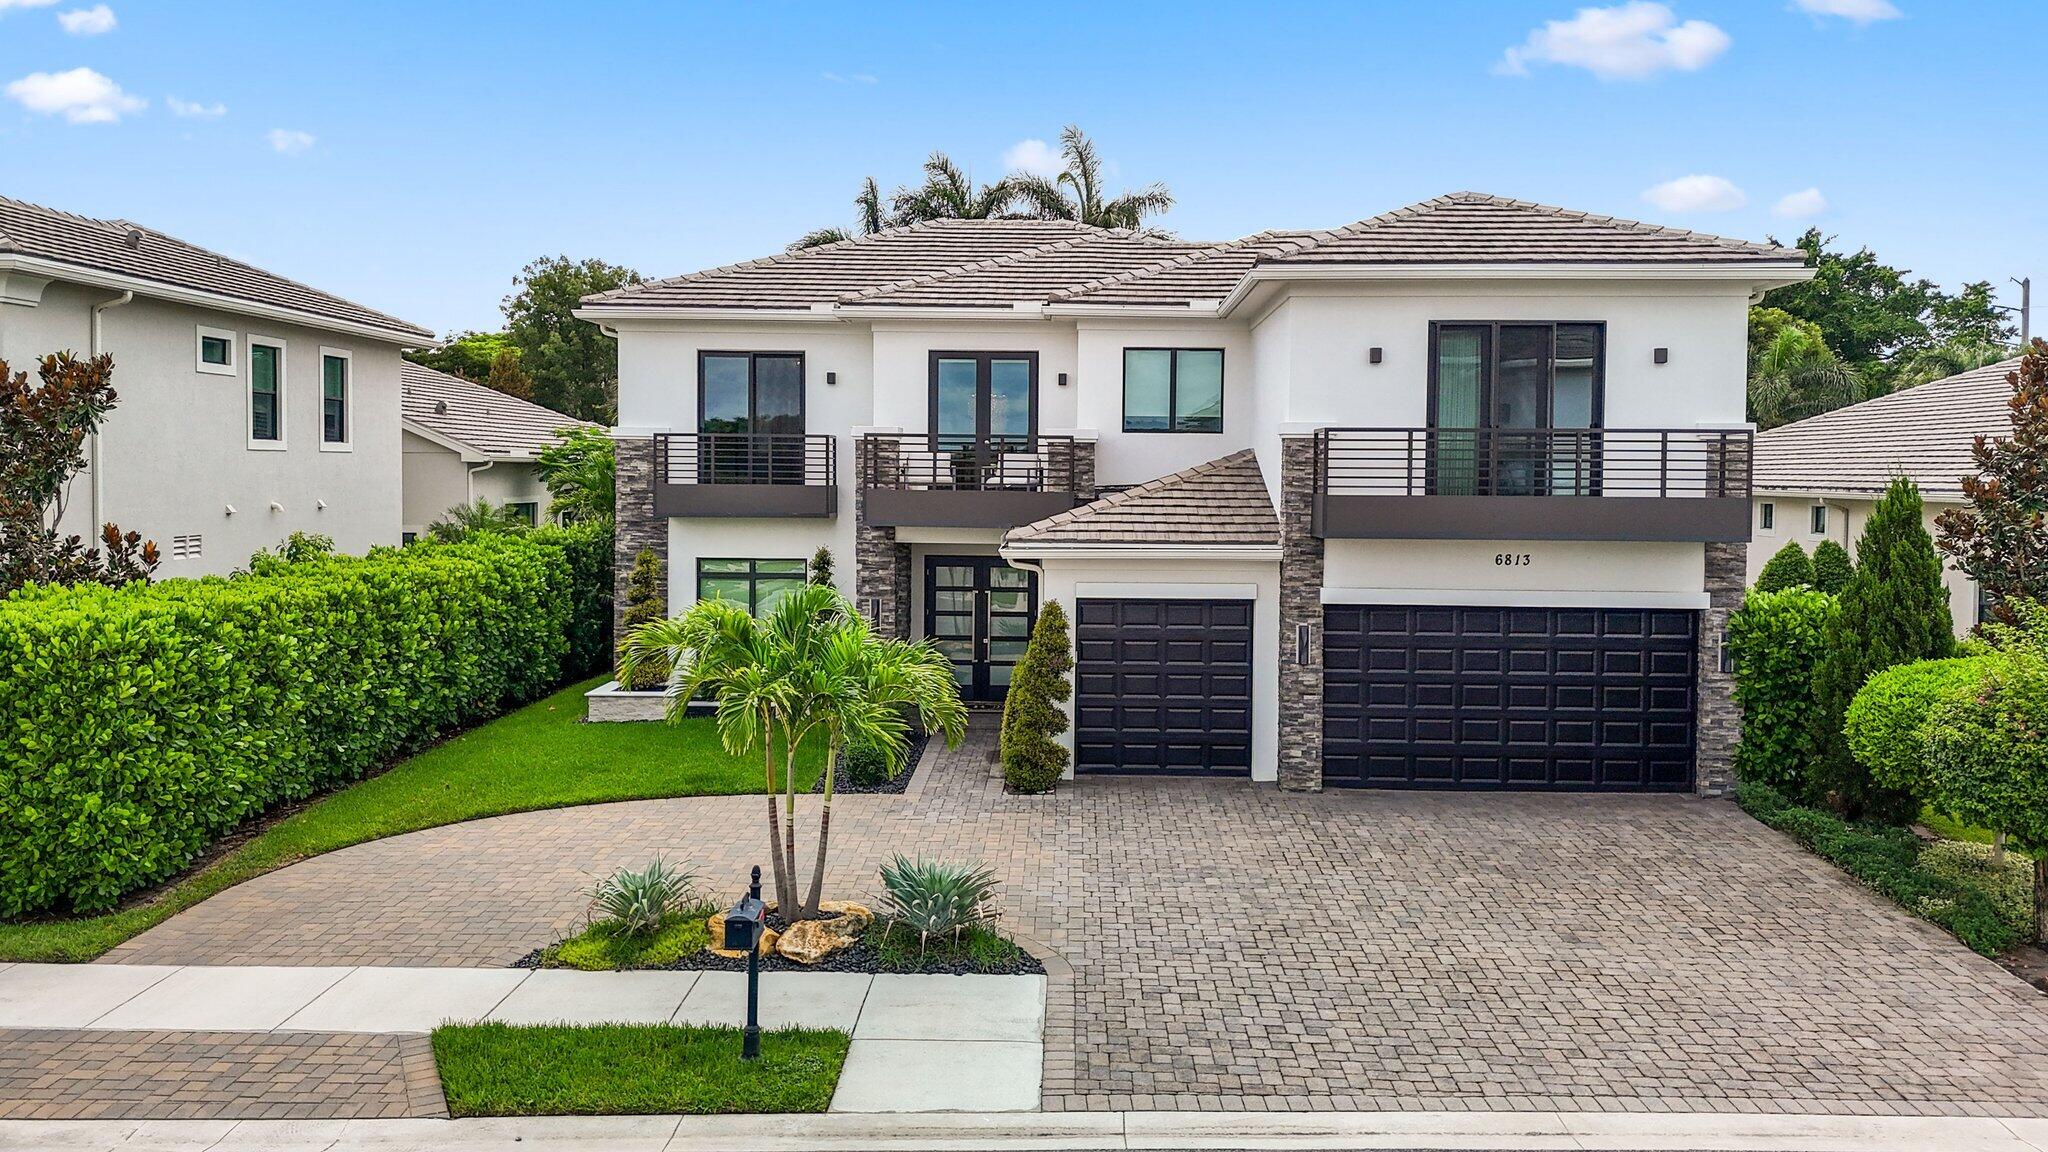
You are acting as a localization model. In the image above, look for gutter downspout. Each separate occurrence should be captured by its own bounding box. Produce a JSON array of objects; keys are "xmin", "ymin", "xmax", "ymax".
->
[
  {"xmin": 465, "ymin": 459, "xmax": 495, "ymax": 505},
  {"xmin": 88, "ymin": 290, "xmax": 134, "ymax": 535}
]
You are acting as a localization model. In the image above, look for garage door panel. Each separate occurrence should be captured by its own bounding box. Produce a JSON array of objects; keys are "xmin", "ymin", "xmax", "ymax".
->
[
  {"xmin": 1324, "ymin": 604, "xmax": 1696, "ymax": 791},
  {"xmin": 1075, "ymin": 598, "xmax": 1255, "ymax": 777}
]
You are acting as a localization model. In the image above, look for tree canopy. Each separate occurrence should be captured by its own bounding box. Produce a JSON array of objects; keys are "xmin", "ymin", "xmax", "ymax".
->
[{"xmin": 502, "ymin": 255, "xmax": 641, "ymax": 423}]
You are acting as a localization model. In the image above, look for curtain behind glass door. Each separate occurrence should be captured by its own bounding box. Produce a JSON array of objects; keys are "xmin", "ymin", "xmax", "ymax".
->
[{"xmin": 1430, "ymin": 327, "xmax": 1485, "ymax": 495}]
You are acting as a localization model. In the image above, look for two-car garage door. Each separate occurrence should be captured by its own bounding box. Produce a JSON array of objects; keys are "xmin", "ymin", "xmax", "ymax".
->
[{"xmin": 1323, "ymin": 605, "xmax": 1697, "ymax": 791}]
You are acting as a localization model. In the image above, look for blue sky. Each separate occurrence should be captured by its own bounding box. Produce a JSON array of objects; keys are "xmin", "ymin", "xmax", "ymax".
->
[{"xmin": 2, "ymin": 0, "xmax": 2041, "ymax": 336}]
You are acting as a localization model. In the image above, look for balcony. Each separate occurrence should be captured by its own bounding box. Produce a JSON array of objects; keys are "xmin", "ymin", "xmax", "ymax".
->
[
  {"xmin": 858, "ymin": 433, "xmax": 1086, "ymax": 529},
  {"xmin": 1312, "ymin": 427, "xmax": 1752, "ymax": 542},
  {"xmin": 653, "ymin": 433, "xmax": 838, "ymax": 518}
]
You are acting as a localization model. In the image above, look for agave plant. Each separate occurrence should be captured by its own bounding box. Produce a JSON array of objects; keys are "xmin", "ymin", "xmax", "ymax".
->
[
  {"xmin": 589, "ymin": 858, "xmax": 697, "ymax": 935},
  {"xmin": 877, "ymin": 856, "xmax": 1000, "ymax": 954}
]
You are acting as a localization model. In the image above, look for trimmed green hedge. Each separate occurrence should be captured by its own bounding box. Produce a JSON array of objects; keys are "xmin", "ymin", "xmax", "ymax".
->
[
  {"xmin": 1737, "ymin": 782, "xmax": 2022, "ymax": 956},
  {"xmin": 0, "ymin": 532, "xmax": 601, "ymax": 917},
  {"xmin": 1728, "ymin": 587, "xmax": 1837, "ymax": 793}
]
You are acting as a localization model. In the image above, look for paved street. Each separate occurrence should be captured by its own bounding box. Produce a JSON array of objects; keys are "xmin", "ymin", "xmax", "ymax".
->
[{"xmin": 80, "ymin": 720, "xmax": 2048, "ymax": 1115}]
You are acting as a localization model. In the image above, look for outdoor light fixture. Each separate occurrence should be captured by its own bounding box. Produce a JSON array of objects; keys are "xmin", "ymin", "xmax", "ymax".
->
[
  {"xmin": 1653, "ymin": 347, "xmax": 1670, "ymax": 365},
  {"xmin": 1057, "ymin": 372, "xmax": 1068, "ymax": 387},
  {"xmin": 1368, "ymin": 347, "xmax": 1383, "ymax": 364},
  {"xmin": 1295, "ymin": 622, "xmax": 1312, "ymax": 666},
  {"xmin": 826, "ymin": 371, "xmax": 837, "ymax": 386},
  {"xmin": 722, "ymin": 866, "xmax": 767, "ymax": 1061},
  {"xmin": 1719, "ymin": 630, "xmax": 1734, "ymax": 675}
]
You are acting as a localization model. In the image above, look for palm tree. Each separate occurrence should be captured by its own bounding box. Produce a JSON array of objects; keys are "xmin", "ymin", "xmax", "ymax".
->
[
  {"xmin": 425, "ymin": 499, "xmax": 531, "ymax": 542},
  {"xmin": 1890, "ymin": 339, "xmax": 2013, "ymax": 391},
  {"xmin": 789, "ymin": 178, "xmax": 888, "ymax": 252},
  {"xmin": 1011, "ymin": 124, "xmax": 1173, "ymax": 231},
  {"xmin": 1748, "ymin": 323, "xmax": 1866, "ymax": 430},
  {"xmin": 887, "ymin": 153, "xmax": 1024, "ymax": 224},
  {"xmin": 619, "ymin": 584, "xmax": 964, "ymax": 920}
]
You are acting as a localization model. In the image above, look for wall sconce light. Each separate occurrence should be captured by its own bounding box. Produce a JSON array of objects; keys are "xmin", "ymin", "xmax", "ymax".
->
[
  {"xmin": 1368, "ymin": 347, "xmax": 1383, "ymax": 365},
  {"xmin": 826, "ymin": 371, "xmax": 837, "ymax": 386},
  {"xmin": 224, "ymin": 503, "xmax": 237, "ymax": 517},
  {"xmin": 1653, "ymin": 347, "xmax": 1670, "ymax": 365},
  {"xmin": 316, "ymin": 499, "xmax": 327, "ymax": 510},
  {"xmin": 1057, "ymin": 372, "xmax": 1069, "ymax": 387},
  {"xmin": 1718, "ymin": 630, "xmax": 1734, "ymax": 674},
  {"xmin": 1295, "ymin": 622, "xmax": 1312, "ymax": 666}
]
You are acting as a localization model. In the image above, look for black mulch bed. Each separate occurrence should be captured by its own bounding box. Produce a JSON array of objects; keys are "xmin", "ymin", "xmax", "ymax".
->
[
  {"xmin": 513, "ymin": 911, "xmax": 1043, "ymax": 977},
  {"xmin": 810, "ymin": 729, "xmax": 931, "ymax": 795}
]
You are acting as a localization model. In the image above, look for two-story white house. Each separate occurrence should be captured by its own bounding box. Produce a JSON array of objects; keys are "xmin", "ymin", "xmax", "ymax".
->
[
  {"xmin": 0, "ymin": 195, "xmax": 433, "ymax": 576},
  {"xmin": 582, "ymin": 193, "xmax": 1810, "ymax": 795}
]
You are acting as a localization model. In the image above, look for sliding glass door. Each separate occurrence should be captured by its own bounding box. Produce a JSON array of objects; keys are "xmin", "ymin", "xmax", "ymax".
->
[
  {"xmin": 699, "ymin": 352, "xmax": 805, "ymax": 483},
  {"xmin": 930, "ymin": 352, "xmax": 1036, "ymax": 487},
  {"xmin": 1428, "ymin": 323, "xmax": 1603, "ymax": 496}
]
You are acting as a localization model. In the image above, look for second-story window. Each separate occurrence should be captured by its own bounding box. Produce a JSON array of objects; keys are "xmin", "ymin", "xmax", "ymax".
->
[
  {"xmin": 249, "ymin": 337, "xmax": 284, "ymax": 447},
  {"xmin": 1429, "ymin": 322, "xmax": 1603, "ymax": 496},
  {"xmin": 700, "ymin": 352, "xmax": 804, "ymax": 484},
  {"xmin": 320, "ymin": 350, "xmax": 350, "ymax": 447},
  {"xmin": 1123, "ymin": 348, "xmax": 1223, "ymax": 433}
]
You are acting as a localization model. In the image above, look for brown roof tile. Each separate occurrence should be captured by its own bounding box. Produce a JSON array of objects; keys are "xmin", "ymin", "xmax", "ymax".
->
[
  {"xmin": 1753, "ymin": 358, "xmax": 2021, "ymax": 500},
  {"xmin": 1006, "ymin": 450, "xmax": 1277, "ymax": 547},
  {"xmin": 400, "ymin": 362, "xmax": 597, "ymax": 459}
]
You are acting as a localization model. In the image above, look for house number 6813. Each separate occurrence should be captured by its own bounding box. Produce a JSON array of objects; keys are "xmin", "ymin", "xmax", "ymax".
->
[{"xmin": 1494, "ymin": 552, "xmax": 1533, "ymax": 567}]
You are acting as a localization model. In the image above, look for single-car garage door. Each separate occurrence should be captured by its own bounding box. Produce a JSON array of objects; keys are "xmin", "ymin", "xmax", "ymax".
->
[
  {"xmin": 1323, "ymin": 605, "xmax": 1696, "ymax": 791},
  {"xmin": 1074, "ymin": 598, "xmax": 1253, "ymax": 775}
]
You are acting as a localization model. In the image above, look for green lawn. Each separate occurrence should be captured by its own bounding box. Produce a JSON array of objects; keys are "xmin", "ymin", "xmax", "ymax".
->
[
  {"xmin": 1919, "ymin": 805, "xmax": 1998, "ymax": 845},
  {"xmin": 0, "ymin": 677, "xmax": 825, "ymax": 963},
  {"xmin": 432, "ymin": 1022, "xmax": 848, "ymax": 1116}
]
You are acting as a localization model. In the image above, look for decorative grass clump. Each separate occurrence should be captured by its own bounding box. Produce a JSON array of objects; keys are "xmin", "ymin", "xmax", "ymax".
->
[{"xmin": 539, "ymin": 908, "xmax": 716, "ymax": 971}]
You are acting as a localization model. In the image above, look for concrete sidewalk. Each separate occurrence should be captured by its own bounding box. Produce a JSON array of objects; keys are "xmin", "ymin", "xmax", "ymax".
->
[
  {"xmin": 0, "ymin": 965, "xmax": 1045, "ymax": 1114},
  {"xmin": 8, "ymin": 1110, "xmax": 2048, "ymax": 1151}
]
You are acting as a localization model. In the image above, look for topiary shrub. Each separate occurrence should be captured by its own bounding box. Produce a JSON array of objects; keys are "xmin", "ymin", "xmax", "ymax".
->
[
  {"xmin": 618, "ymin": 548, "xmax": 667, "ymax": 691},
  {"xmin": 1728, "ymin": 587, "xmax": 1837, "ymax": 793},
  {"xmin": 1810, "ymin": 477, "xmax": 1956, "ymax": 822},
  {"xmin": 1000, "ymin": 600, "xmax": 1072, "ymax": 793},
  {"xmin": 1812, "ymin": 539, "xmax": 1854, "ymax": 594},
  {"xmin": 1924, "ymin": 631, "xmax": 2048, "ymax": 940},
  {"xmin": 1755, "ymin": 540, "xmax": 1814, "ymax": 592},
  {"xmin": 808, "ymin": 546, "xmax": 835, "ymax": 588},
  {"xmin": 1846, "ymin": 657, "xmax": 1990, "ymax": 799}
]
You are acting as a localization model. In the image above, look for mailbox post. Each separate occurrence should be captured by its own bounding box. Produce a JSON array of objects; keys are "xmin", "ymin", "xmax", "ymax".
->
[{"xmin": 722, "ymin": 865, "xmax": 767, "ymax": 1060}]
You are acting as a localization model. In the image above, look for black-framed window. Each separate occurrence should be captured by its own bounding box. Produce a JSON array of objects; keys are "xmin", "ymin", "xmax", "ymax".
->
[
  {"xmin": 1759, "ymin": 502, "xmax": 1774, "ymax": 530},
  {"xmin": 698, "ymin": 558, "xmax": 805, "ymax": 616},
  {"xmin": 507, "ymin": 501, "xmax": 539, "ymax": 527},
  {"xmin": 698, "ymin": 352, "xmax": 805, "ymax": 483},
  {"xmin": 1123, "ymin": 348, "xmax": 1223, "ymax": 433},
  {"xmin": 249, "ymin": 341, "xmax": 282, "ymax": 443},
  {"xmin": 1427, "ymin": 321, "xmax": 1604, "ymax": 496},
  {"xmin": 930, "ymin": 351, "xmax": 1037, "ymax": 452},
  {"xmin": 201, "ymin": 334, "xmax": 232, "ymax": 366},
  {"xmin": 1810, "ymin": 505, "xmax": 1828, "ymax": 534}
]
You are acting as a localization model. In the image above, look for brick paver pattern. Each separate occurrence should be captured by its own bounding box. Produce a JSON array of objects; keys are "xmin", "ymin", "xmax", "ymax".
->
[
  {"xmin": 0, "ymin": 1029, "xmax": 445, "ymax": 1120},
  {"xmin": 105, "ymin": 719, "xmax": 2048, "ymax": 1115}
]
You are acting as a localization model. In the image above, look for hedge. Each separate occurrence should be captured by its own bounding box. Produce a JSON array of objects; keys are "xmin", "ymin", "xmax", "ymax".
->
[
  {"xmin": 1727, "ymin": 587, "xmax": 1837, "ymax": 793},
  {"xmin": 0, "ymin": 532, "xmax": 599, "ymax": 917},
  {"xmin": 1845, "ymin": 657, "xmax": 1991, "ymax": 799}
]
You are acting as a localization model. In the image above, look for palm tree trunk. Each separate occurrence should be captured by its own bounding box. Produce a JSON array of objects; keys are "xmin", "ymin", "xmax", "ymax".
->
[
  {"xmin": 761, "ymin": 716, "xmax": 792, "ymax": 914},
  {"xmin": 801, "ymin": 740, "xmax": 837, "ymax": 918},
  {"xmin": 781, "ymin": 734, "xmax": 801, "ymax": 914}
]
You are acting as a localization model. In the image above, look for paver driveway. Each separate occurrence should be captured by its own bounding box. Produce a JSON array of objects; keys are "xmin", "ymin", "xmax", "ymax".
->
[{"xmin": 105, "ymin": 720, "xmax": 2048, "ymax": 1115}]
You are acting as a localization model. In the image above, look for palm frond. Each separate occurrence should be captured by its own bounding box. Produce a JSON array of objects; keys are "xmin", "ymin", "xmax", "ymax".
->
[{"xmin": 788, "ymin": 227, "xmax": 853, "ymax": 252}]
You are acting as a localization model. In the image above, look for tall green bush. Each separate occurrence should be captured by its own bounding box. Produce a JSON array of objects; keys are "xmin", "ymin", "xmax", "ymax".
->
[
  {"xmin": 1812, "ymin": 539, "xmax": 1854, "ymax": 594},
  {"xmin": 1845, "ymin": 657, "xmax": 1990, "ymax": 799},
  {"xmin": 1000, "ymin": 600, "xmax": 1072, "ymax": 794},
  {"xmin": 1925, "ymin": 627, "xmax": 2048, "ymax": 940},
  {"xmin": 0, "ymin": 536, "xmax": 578, "ymax": 917},
  {"xmin": 1810, "ymin": 478, "xmax": 1956, "ymax": 822},
  {"xmin": 1729, "ymin": 587, "xmax": 1837, "ymax": 793},
  {"xmin": 1755, "ymin": 541, "xmax": 1815, "ymax": 592},
  {"xmin": 528, "ymin": 520, "xmax": 614, "ymax": 678},
  {"xmin": 618, "ymin": 549, "xmax": 667, "ymax": 691}
]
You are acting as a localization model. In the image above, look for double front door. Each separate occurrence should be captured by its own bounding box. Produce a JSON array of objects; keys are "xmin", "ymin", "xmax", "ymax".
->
[{"xmin": 925, "ymin": 556, "xmax": 1037, "ymax": 702}]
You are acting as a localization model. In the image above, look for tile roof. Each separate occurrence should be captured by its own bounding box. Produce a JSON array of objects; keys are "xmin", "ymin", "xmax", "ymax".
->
[
  {"xmin": 1263, "ymin": 192, "xmax": 1804, "ymax": 266},
  {"xmin": 587, "ymin": 193, "xmax": 1805, "ymax": 314},
  {"xmin": 0, "ymin": 194, "xmax": 433, "ymax": 341},
  {"xmin": 400, "ymin": 361, "xmax": 597, "ymax": 459},
  {"xmin": 1005, "ymin": 450, "xmax": 1278, "ymax": 548},
  {"xmin": 1753, "ymin": 358, "xmax": 2022, "ymax": 501}
]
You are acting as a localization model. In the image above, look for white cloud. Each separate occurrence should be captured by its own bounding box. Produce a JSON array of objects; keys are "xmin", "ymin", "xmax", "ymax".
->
[
  {"xmin": 1792, "ymin": 0, "xmax": 1901, "ymax": 23},
  {"xmin": 0, "ymin": 0, "xmax": 60, "ymax": 10},
  {"xmin": 1642, "ymin": 174, "xmax": 1747, "ymax": 213},
  {"xmin": 4, "ymin": 67, "xmax": 143, "ymax": 123},
  {"xmin": 1773, "ymin": 187, "xmax": 1828, "ymax": 218},
  {"xmin": 1498, "ymin": 2, "xmax": 1730, "ymax": 80},
  {"xmin": 1002, "ymin": 138, "xmax": 1062, "ymax": 179},
  {"xmin": 266, "ymin": 128, "xmax": 314, "ymax": 154},
  {"xmin": 167, "ymin": 95, "xmax": 224, "ymax": 118},
  {"xmin": 57, "ymin": 4, "xmax": 114, "ymax": 33},
  {"xmin": 820, "ymin": 71, "xmax": 876, "ymax": 84}
]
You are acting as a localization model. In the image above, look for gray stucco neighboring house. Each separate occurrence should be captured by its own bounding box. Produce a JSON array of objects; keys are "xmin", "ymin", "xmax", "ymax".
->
[
  {"xmin": 0, "ymin": 193, "xmax": 433, "ymax": 576},
  {"xmin": 399, "ymin": 361, "xmax": 597, "ymax": 539},
  {"xmin": 1748, "ymin": 356, "xmax": 2021, "ymax": 634}
]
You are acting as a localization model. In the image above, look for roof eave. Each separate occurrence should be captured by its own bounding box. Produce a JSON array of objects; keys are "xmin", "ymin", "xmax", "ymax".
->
[
  {"xmin": 574, "ymin": 304, "xmax": 847, "ymax": 325},
  {"xmin": 999, "ymin": 542, "xmax": 1282, "ymax": 561},
  {"xmin": 1215, "ymin": 261, "xmax": 1815, "ymax": 317},
  {"xmin": 0, "ymin": 252, "xmax": 435, "ymax": 345},
  {"xmin": 399, "ymin": 418, "xmax": 489, "ymax": 462}
]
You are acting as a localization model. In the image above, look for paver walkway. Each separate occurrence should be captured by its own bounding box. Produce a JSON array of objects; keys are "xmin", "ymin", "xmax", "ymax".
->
[{"xmin": 95, "ymin": 720, "xmax": 2048, "ymax": 1115}]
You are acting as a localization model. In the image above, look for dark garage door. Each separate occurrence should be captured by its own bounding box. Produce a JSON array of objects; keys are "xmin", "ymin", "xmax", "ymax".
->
[
  {"xmin": 1075, "ymin": 598, "xmax": 1253, "ymax": 775},
  {"xmin": 1323, "ymin": 605, "xmax": 1696, "ymax": 791}
]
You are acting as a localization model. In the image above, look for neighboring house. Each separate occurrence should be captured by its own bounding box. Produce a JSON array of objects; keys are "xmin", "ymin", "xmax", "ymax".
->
[
  {"xmin": 0, "ymin": 195, "xmax": 433, "ymax": 577},
  {"xmin": 399, "ymin": 361, "xmax": 595, "ymax": 540},
  {"xmin": 1750, "ymin": 357, "xmax": 2020, "ymax": 635},
  {"xmin": 581, "ymin": 192, "xmax": 1810, "ymax": 795}
]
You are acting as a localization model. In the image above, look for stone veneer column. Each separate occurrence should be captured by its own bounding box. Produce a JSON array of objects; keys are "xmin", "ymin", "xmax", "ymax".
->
[
  {"xmin": 612, "ymin": 436, "xmax": 665, "ymax": 673},
  {"xmin": 853, "ymin": 435, "xmax": 911, "ymax": 639},
  {"xmin": 1694, "ymin": 541, "xmax": 1747, "ymax": 797},
  {"xmin": 1277, "ymin": 435, "xmax": 1326, "ymax": 792},
  {"xmin": 1050, "ymin": 437, "xmax": 1098, "ymax": 502}
]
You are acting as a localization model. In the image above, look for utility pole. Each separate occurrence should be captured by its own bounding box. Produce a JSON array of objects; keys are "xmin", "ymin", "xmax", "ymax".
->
[{"xmin": 2013, "ymin": 276, "xmax": 2031, "ymax": 343}]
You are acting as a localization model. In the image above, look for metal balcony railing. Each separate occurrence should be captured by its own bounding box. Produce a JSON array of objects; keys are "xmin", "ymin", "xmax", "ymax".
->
[
  {"xmin": 856, "ymin": 433, "xmax": 1086, "ymax": 529},
  {"xmin": 654, "ymin": 433, "xmax": 837, "ymax": 518}
]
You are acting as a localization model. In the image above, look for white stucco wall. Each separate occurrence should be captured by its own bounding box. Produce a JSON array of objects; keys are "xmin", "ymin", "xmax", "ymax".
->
[
  {"xmin": 5, "ymin": 280, "xmax": 405, "ymax": 578},
  {"xmin": 1072, "ymin": 318, "xmax": 1255, "ymax": 486},
  {"xmin": 1324, "ymin": 539, "xmax": 1710, "ymax": 606},
  {"xmin": 1749, "ymin": 493, "xmax": 1980, "ymax": 634},
  {"xmin": 400, "ymin": 434, "xmax": 550, "ymax": 537}
]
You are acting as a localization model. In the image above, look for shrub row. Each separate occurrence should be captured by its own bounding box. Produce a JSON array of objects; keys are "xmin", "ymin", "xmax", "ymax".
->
[
  {"xmin": 1736, "ymin": 782, "xmax": 2023, "ymax": 956},
  {"xmin": 0, "ymin": 530, "xmax": 605, "ymax": 917}
]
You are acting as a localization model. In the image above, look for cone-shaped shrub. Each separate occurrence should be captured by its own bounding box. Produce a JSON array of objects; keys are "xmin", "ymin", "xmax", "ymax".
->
[
  {"xmin": 619, "ymin": 549, "xmax": 668, "ymax": 690},
  {"xmin": 1000, "ymin": 600, "xmax": 1072, "ymax": 793},
  {"xmin": 1756, "ymin": 541, "xmax": 1815, "ymax": 592},
  {"xmin": 1810, "ymin": 477, "xmax": 1956, "ymax": 821},
  {"xmin": 1812, "ymin": 539, "xmax": 1854, "ymax": 594}
]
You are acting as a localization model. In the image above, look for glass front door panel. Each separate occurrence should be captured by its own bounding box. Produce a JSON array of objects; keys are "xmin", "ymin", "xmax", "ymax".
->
[{"xmin": 924, "ymin": 556, "xmax": 1038, "ymax": 702}]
